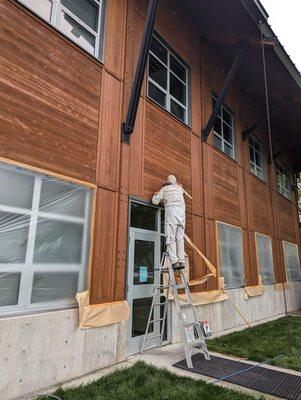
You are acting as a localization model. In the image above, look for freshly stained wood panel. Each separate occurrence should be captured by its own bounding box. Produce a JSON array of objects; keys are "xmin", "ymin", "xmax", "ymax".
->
[
  {"xmin": 143, "ymin": 101, "xmax": 192, "ymax": 200},
  {"xmin": 0, "ymin": 1, "xmax": 101, "ymax": 181},
  {"xmin": 129, "ymin": 99, "xmax": 145, "ymax": 197},
  {"xmin": 96, "ymin": 71, "xmax": 122, "ymax": 190},
  {"xmin": 213, "ymin": 151, "xmax": 240, "ymax": 226},
  {"xmin": 103, "ymin": 0, "xmax": 127, "ymax": 79},
  {"xmin": 191, "ymin": 134, "xmax": 203, "ymax": 216},
  {"xmin": 90, "ymin": 188, "xmax": 118, "ymax": 303}
]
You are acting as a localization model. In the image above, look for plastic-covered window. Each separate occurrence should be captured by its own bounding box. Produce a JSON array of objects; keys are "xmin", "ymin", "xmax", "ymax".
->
[
  {"xmin": 217, "ymin": 222, "xmax": 244, "ymax": 289},
  {"xmin": 283, "ymin": 242, "xmax": 301, "ymax": 282},
  {"xmin": 0, "ymin": 162, "xmax": 94, "ymax": 315},
  {"xmin": 255, "ymin": 234, "xmax": 275, "ymax": 285}
]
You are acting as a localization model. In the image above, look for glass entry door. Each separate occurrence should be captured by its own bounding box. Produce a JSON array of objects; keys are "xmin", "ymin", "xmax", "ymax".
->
[{"xmin": 127, "ymin": 229, "xmax": 161, "ymax": 355}]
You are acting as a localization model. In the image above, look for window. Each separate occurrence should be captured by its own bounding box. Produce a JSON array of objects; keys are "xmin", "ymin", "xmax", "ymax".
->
[
  {"xmin": 255, "ymin": 234, "xmax": 275, "ymax": 285},
  {"xmin": 276, "ymin": 162, "xmax": 291, "ymax": 199},
  {"xmin": 148, "ymin": 35, "xmax": 189, "ymax": 124},
  {"xmin": 212, "ymin": 95, "xmax": 235, "ymax": 159},
  {"xmin": 283, "ymin": 241, "xmax": 301, "ymax": 282},
  {"xmin": 0, "ymin": 161, "xmax": 94, "ymax": 315},
  {"xmin": 249, "ymin": 135, "xmax": 264, "ymax": 180},
  {"xmin": 18, "ymin": 0, "xmax": 105, "ymax": 59},
  {"xmin": 217, "ymin": 222, "xmax": 244, "ymax": 289}
]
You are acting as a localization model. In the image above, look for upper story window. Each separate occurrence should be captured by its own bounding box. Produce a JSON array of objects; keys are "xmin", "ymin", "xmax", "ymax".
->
[
  {"xmin": 276, "ymin": 162, "xmax": 290, "ymax": 199},
  {"xmin": 249, "ymin": 135, "xmax": 264, "ymax": 180},
  {"xmin": 19, "ymin": 0, "xmax": 105, "ymax": 59},
  {"xmin": 212, "ymin": 96, "xmax": 235, "ymax": 159},
  {"xmin": 147, "ymin": 35, "xmax": 189, "ymax": 124}
]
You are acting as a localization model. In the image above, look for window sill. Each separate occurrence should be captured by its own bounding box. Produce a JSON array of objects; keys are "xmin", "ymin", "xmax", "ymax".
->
[
  {"xmin": 146, "ymin": 96, "xmax": 192, "ymax": 131},
  {"xmin": 276, "ymin": 190, "xmax": 291, "ymax": 202},
  {"xmin": 250, "ymin": 170, "xmax": 266, "ymax": 184},
  {"xmin": 212, "ymin": 145, "xmax": 237, "ymax": 165}
]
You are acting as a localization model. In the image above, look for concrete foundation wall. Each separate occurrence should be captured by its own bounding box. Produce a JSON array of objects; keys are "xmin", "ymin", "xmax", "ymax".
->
[
  {"xmin": 170, "ymin": 282, "xmax": 301, "ymax": 343},
  {"xmin": 0, "ymin": 309, "xmax": 127, "ymax": 400}
]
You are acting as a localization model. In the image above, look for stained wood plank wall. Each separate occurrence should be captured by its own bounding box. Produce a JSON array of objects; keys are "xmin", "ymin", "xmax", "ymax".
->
[{"xmin": 1, "ymin": 0, "xmax": 300, "ymax": 305}]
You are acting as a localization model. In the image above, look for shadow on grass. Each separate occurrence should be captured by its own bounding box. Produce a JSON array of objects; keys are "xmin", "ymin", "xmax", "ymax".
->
[{"xmin": 38, "ymin": 361, "xmax": 264, "ymax": 400}]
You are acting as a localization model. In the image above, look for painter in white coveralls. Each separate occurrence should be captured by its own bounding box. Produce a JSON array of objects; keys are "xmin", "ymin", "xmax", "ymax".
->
[{"xmin": 152, "ymin": 175, "xmax": 186, "ymax": 270}]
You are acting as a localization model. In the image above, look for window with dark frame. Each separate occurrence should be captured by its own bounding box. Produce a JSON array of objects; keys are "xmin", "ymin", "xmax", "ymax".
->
[
  {"xmin": 276, "ymin": 162, "xmax": 291, "ymax": 199},
  {"xmin": 212, "ymin": 95, "xmax": 235, "ymax": 159},
  {"xmin": 18, "ymin": 0, "xmax": 105, "ymax": 59},
  {"xmin": 249, "ymin": 135, "xmax": 264, "ymax": 180},
  {"xmin": 147, "ymin": 35, "xmax": 189, "ymax": 124}
]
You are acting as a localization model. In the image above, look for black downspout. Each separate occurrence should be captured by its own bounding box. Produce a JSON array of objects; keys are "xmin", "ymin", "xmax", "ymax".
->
[
  {"xmin": 201, "ymin": 46, "xmax": 246, "ymax": 142},
  {"xmin": 121, "ymin": 0, "xmax": 160, "ymax": 144}
]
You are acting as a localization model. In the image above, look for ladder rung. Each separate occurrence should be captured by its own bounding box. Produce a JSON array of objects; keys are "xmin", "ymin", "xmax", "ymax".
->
[
  {"xmin": 184, "ymin": 321, "xmax": 199, "ymax": 327},
  {"xmin": 179, "ymin": 303, "xmax": 192, "ymax": 308},
  {"xmin": 145, "ymin": 333, "xmax": 163, "ymax": 340},
  {"xmin": 149, "ymin": 317, "xmax": 165, "ymax": 323},
  {"xmin": 187, "ymin": 338, "xmax": 205, "ymax": 347},
  {"xmin": 153, "ymin": 301, "xmax": 168, "ymax": 307},
  {"xmin": 175, "ymin": 284, "xmax": 186, "ymax": 290},
  {"xmin": 159, "ymin": 284, "xmax": 170, "ymax": 289}
]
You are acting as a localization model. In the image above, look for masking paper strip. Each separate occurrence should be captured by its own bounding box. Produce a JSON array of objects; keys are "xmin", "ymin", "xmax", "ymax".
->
[{"xmin": 76, "ymin": 291, "xmax": 130, "ymax": 329}]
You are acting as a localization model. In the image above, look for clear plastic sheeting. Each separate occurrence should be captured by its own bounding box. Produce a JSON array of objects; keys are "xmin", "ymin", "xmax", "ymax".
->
[
  {"xmin": 0, "ymin": 161, "xmax": 94, "ymax": 315},
  {"xmin": 256, "ymin": 234, "xmax": 275, "ymax": 285},
  {"xmin": 217, "ymin": 223, "xmax": 244, "ymax": 289},
  {"xmin": 283, "ymin": 241, "xmax": 301, "ymax": 282}
]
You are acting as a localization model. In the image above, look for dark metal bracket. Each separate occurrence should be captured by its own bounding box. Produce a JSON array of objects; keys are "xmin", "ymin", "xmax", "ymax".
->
[
  {"xmin": 121, "ymin": 0, "xmax": 159, "ymax": 144},
  {"xmin": 201, "ymin": 46, "xmax": 246, "ymax": 142},
  {"xmin": 241, "ymin": 97, "xmax": 291, "ymax": 141}
]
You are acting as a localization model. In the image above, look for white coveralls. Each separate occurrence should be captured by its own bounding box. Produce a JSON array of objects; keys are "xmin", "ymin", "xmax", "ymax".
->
[{"xmin": 152, "ymin": 183, "xmax": 186, "ymax": 265}]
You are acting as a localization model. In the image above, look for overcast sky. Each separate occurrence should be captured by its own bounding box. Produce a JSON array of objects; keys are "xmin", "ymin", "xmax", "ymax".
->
[{"xmin": 260, "ymin": 0, "xmax": 301, "ymax": 71}]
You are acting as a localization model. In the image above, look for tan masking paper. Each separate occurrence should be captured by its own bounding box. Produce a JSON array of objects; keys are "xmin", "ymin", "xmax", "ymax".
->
[{"xmin": 76, "ymin": 291, "xmax": 130, "ymax": 329}]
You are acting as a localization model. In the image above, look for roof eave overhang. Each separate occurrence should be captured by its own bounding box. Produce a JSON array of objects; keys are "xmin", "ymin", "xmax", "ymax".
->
[{"xmin": 241, "ymin": 0, "xmax": 301, "ymax": 89}]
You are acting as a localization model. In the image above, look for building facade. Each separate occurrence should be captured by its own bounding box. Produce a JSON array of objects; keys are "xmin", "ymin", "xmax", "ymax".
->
[{"xmin": 0, "ymin": 0, "xmax": 301, "ymax": 398}]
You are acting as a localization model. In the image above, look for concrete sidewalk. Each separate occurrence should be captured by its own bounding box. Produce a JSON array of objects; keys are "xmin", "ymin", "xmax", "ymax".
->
[{"xmin": 24, "ymin": 342, "xmax": 301, "ymax": 400}]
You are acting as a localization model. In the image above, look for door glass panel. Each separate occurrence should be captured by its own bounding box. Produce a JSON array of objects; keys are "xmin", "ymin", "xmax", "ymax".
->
[
  {"xmin": 130, "ymin": 203, "xmax": 157, "ymax": 231},
  {"xmin": 132, "ymin": 297, "xmax": 153, "ymax": 337},
  {"xmin": 133, "ymin": 240, "xmax": 154, "ymax": 285}
]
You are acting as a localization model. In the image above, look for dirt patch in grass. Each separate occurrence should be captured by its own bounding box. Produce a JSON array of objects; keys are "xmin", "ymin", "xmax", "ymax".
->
[
  {"xmin": 207, "ymin": 316, "xmax": 301, "ymax": 372},
  {"xmin": 38, "ymin": 361, "xmax": 264, "ymax": 400}
]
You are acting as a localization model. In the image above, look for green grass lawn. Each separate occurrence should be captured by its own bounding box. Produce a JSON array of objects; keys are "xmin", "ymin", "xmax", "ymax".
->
[
  {"xmin": 38, "ymin": 361, "xmax": 264, "ymax": 400},
  {"xmin": 207, "ymin": 316, "xmax": 301, "ymax": 372}
]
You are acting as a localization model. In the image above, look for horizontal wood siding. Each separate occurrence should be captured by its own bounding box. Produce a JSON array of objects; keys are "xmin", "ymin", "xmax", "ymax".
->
[{"xmin": 0, "ymin": 0, "xmax": 101, "ymax": 181}]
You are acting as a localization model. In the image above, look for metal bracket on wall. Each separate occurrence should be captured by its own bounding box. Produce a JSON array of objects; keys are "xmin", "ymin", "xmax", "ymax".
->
[
  {"xmin": 241, "ymin": 97, "xmax": 291, "ymax": 142},
  {"xmin": 201, "ymin": 45, "xmax": 246, "ymax": 142},
  {"xmin": 121, "ymin": 0, "xmax": 160, "ymax": 144}
]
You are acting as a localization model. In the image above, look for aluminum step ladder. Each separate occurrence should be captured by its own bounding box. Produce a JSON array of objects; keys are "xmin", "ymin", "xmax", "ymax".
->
[{"xmin": 141, "ymin": 252, "xmax": 210, "ymax": 368}]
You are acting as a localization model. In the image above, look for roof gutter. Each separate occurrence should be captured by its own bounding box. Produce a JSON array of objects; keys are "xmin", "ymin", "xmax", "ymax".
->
[{"xmin": 240, "ymin": 0, "xmax": 301, "ymax": 89}]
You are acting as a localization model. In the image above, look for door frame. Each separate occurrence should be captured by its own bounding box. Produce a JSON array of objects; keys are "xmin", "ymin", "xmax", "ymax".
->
[{"xmin": 126, "ymin": 198, "xmax": 170, "ymax": 355}]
